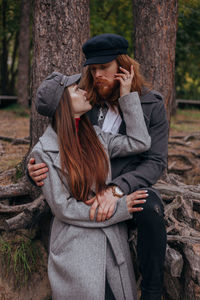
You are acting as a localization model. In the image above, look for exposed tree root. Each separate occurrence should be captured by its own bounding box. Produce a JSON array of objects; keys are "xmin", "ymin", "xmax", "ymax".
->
[
  {"xmin": 0, "ymin": 135, "xmax": 30, "ymax": 145},
  {"xmin": 168, "ymin": 139, "xmax": 190, "ymax": 147},
  {"xmin": 129, "ymin": 177, "xmax": 200, "ymax": 299},
  {"xmin": 0, "ymin": 177, "xmax": 30, "ymax": 200},
  {"xmin": 4, "ymin": 194, "xmax": 49, "ymax": 231}
]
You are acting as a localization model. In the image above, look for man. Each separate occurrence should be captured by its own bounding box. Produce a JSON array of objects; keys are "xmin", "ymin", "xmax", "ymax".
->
[{"xmin": 28, "ymin": 33, "xmax": 168, "ymax": 300}]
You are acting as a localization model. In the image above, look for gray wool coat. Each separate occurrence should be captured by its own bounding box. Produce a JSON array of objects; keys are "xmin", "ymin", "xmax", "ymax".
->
[{"xmin": 31, "ymin": 92, "xmax": 151, "ymax": 300}]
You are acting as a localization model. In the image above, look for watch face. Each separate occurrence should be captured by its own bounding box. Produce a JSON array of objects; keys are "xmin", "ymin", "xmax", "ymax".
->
[{"xmin": 115, "ymin": 186, "xmax": 123, "ymax": 196}]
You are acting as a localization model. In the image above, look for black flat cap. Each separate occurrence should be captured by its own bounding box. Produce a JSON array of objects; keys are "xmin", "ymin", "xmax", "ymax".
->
[
  {"xmin": 82, "ymin": 33, "xmax": 129, "ymax": 66},
  {"xmin": 36, "ymin": 72, "xmax": 81, "ymax": 117}
]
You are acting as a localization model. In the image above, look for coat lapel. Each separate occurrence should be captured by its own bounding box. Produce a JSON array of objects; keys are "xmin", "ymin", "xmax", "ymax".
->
[
  {"xmin": 88, "ymin": 90, "xmax": 162, "ymax": 134},
  {"xmin": 86, "ymin": 106, "xmax": 99, "ymax": 125},
  {"xmin": 39, "ymin": 124, "xmax": 62, "ymax": 170},
  {"xmin": 52, "ymin": 152, "xmax": 62, "ymax": 170}
]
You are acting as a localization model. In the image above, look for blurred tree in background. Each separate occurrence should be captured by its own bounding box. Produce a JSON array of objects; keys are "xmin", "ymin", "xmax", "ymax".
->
[
  {"xmin": 0, "ymin": 0, "xmax": 21, "ymax": 95},
  {"xmin": 0, "ymin": 0, "xmax": 199, "ymax": 101},
  {"xmin": 175, "ymin": 0, "xmax": 200, "ymax": 100}
]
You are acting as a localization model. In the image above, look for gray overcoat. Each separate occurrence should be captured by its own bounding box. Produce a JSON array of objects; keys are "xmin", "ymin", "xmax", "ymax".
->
[{"xmin": 31, "ymin": 92, "xmax": 151, "ymax": 300}]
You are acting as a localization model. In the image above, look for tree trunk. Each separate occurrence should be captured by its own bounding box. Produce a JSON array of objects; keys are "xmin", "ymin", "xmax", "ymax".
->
[
  {"xmin": 17, "ymin": 0, "xmax": 31, "ymax": 108},
  {"xmin": 9, "ymin": 31, "xmax": 19, "ymax": 95},
  {"xmin": 1, "ymin": 0, "xmax": 9, "ymax": 95},
  {"xmin": 132, "ymin": 0, "xmax": 178, "ymax": 122},
  {"xmin": 29, "ymin": 0, "xmax": 90, "ymax": 251},
  {"xmin": 30, "ymin": 0, "xmax": 90, "ymax": 149}
]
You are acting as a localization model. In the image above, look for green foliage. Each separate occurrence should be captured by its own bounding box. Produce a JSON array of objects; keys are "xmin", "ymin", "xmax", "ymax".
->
[
  {"xmin": 0, "ymin": 0, "xmax": 21, "ymax": 95},
  {"xmin": 14, "ymin": 162, "xmax": 23, "ymax": 182},
  {"xmin": 90, "ymin": 0, "xmax": 133, "ymax": 56},
  {"xmin": 176, "ymin": 0, "xmax": 200, "ymax": 100},
  {"xmin": 0, "ymin": 0, "xmax": 21, "ymax": 41},
  {"xmin": 0, "ymin": 235, "xmax": 42, "ymax": 289},
  {"xmin": 176, "ymin": 108, "xmax": 200, "ymax": 120}
]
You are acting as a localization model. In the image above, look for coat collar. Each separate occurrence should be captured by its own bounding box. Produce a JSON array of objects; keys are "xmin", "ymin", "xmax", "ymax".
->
[
  {"xmin": 39, "ymin": 124, "xmax": 59, "ymax": 152},
  {"xmin": 38, "ymin": 124, "xmax": 105, "ymax": 191},
  {"xmin": 87, "ymin": 89, "xmax": 163, "ymax": 123},
  {"xmin": 140, "ymin": 89, "xmax": 163, "ymax": 103}
]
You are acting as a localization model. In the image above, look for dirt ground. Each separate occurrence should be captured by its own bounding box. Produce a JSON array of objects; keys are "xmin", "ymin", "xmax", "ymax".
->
[
  {"xmin": 0, "ymin": 108, "xmax": 29, "ymax": 185},
  {"xmin": 0, "ymin": 105, "xmax": 200, "ymax": 185}
]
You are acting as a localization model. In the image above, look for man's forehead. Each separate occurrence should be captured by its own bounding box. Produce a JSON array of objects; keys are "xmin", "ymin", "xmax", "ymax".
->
[{"xmin": 89, "ymin": 60, "xmax": 117, "ymax": 68}]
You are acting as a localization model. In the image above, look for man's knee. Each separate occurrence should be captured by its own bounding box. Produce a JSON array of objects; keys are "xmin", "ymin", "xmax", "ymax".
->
[
  {"xmin": 128, "ymin": 188, "xmax": 165, "ymax": 230},
  {"xmin": 133, "ymin": 188, "xmax": 165, "ymax": 231},
  {"xmin": 143, "ymin": 189, "xmax": 164, "ymax": 218}
]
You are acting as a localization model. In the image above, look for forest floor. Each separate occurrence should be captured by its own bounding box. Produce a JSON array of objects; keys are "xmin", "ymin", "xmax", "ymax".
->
[{"xmin": 0, "ymin": 104, "xmax": 200, "ymax": 185}]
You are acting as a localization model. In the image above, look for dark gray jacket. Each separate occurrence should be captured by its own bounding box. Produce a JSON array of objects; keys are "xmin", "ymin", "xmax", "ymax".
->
[{"xmin": 87, "ymin": 90, "xmax": 169, "ymax": 194}]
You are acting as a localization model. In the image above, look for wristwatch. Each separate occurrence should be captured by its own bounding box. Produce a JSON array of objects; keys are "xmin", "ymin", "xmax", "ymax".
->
[{"xmin": 112, "ymin": 185, "xmax": 124, "ymax": 197}]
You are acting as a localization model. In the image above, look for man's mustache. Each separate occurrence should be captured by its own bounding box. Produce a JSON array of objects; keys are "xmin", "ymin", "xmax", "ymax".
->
[{"xmin": 94, "ymin": 78, "xmax": 111, "ymax": 86}]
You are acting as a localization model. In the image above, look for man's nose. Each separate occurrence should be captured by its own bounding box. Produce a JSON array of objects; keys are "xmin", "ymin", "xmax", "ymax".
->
[{"xmin": 94, "ymin": 69, "xmax": 102, "ymax": 78}]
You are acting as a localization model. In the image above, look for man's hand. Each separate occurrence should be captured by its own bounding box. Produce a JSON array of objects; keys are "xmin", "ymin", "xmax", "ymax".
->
[
  {"xmin": 85, "ymin": 187, "xmax": 118, "ymax": 222},
  {"xmin": 114, "ymin": 65, "xmax": 134, "ymax": 97},
  {"xmin": 28, "ymin": 158, "xmax": 48, "ymax": 186},
  {"xmin": 126, "ymin": 190, "xmax": 148, "ymax": 213}
]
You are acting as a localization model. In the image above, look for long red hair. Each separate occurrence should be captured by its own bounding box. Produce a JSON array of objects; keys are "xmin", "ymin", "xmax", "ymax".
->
[
  {"xmin": 52, "ymin": 88, "xmax": 109, "ymax": 202},
  {"xmin": 80, "ymin": 54, "xmax": 151, "ymax": 106}
]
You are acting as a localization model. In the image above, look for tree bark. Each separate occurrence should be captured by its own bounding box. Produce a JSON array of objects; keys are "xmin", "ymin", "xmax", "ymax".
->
[
  {"xmin": 1, "ymin": 0, "xmax": 9, "ymax": 95},
  {"xmin": 17, "ymin": 0, "xmax": 31, "ymax": 108},
  {"xmin": 30, "ymin": 0, "xmax": 90, "ymax": 149},
  {"xmin": 132, "ymin": 0, "xmax": 178, "ymax": 122}
]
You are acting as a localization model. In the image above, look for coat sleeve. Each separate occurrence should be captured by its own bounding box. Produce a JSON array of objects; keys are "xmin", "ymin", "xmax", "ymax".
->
[
  {"xmin": 97, "ymin": 92, "xmax": 151, "ymax": 158},
  {"xmin": 31, "ymin": 147, "xmax": 132, "ymax": 228},
  {"xmin": 110, "ymin": 99, "xmax": 169, "ymax": 194}
]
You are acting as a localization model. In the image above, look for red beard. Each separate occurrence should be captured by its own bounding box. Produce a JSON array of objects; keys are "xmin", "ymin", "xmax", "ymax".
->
[{"xmin": 94, "ymin": 78, "xmax": 119, "ymax": 100}]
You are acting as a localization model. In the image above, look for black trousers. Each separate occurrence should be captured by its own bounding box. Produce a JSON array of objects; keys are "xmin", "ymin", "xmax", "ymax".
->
[
  {"xmin": 105, "ymin": 277, "xmax": 116, "ymax": 300},
  {"xmin": 128, "ymin": 188, "xmax": 167, "ymax": 300},
  {"xmin": 105, "ymin": 189, "xmax": 166, "ymax": 300}
]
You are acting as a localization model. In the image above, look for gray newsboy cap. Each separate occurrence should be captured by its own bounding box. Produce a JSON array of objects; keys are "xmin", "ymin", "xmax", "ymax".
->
[
  {"xmin": 82, "ymin": 33, "xmax": 129, "ymax": 66},
  {"xmin": 35, "ymin": 72, "xmax": 81, "ymax": 117}
]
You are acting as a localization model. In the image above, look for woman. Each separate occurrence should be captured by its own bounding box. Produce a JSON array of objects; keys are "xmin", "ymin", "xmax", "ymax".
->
[{"xmin": 31, "ymin": 69, "xmax": 151, "ymax": 300}]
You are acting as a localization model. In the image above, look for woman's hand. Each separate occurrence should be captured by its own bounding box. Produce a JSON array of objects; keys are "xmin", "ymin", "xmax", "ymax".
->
[
  {"xmin": 85, "ymin": 187, "xmax": 118, "ymax": 222},
  {"xmin": 85, "ymin": 188, "xmax": 148, "ymax": 222},
  {"xmin": 126, "ymin": 190, "xmax": 148, "ymax": 213},
  {"xmin": 114, "ymin": 65, "xmax": 134, "ymax": 97}
]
